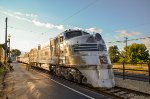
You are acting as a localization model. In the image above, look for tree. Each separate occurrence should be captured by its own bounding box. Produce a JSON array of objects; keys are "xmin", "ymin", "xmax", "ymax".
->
[
  {"xmin": 108, "ymin": 45, "xmax": 120, "ymax": 63},
  {"xmin": 119, "ymin": 43, "xmax": 149, "ymax": 63},
  {"xmin": 11, "ymin": 49, "xmax": 21, "ymax": 57}
]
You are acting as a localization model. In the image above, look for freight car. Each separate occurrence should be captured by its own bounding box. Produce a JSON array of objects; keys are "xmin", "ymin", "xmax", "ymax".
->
[{"xmin": 21, "ymin": 29, "xmax": 115, "ymax": 88}]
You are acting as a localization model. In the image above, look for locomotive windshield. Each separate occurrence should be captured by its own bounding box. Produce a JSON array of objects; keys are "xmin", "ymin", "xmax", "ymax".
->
[{"xmin": 65, "ymin": 31, "xmax": 82, "ymax": 39}]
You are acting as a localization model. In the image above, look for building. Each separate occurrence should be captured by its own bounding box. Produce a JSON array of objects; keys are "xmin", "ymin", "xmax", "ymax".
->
[{"xmin": 0, "ymin": 44, "xmax": 5, "ymax": 63}]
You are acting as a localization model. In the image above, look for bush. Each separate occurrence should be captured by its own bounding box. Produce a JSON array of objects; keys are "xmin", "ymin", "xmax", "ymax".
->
[{"xmin": 0, "ymin": 62, "xmax": 9, "ymax": 73}]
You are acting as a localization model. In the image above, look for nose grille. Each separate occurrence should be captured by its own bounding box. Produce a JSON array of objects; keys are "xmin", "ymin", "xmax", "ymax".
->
[{"xmin": 73, "ymin": 44, "xmax": 106, "ymax": 52}]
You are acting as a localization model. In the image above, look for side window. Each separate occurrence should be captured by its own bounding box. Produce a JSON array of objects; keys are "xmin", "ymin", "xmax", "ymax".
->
[
  {"xmin": 45, "ymin": 51, "xmax": 49, "ymax": 56},
  {"xmin": 60, "ymin": 36, "xmax": 64, "ymax": 42},
  {"xmin": 55, "ymin": 38, "xmax": 58, "ymax": 44},
  {"xmin": 50, "ymin": 39, "xmax": 55, "ymax": 46}
]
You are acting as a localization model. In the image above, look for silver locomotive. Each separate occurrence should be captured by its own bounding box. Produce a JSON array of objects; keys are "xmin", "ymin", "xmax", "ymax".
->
[{"xmin": 20, "ymin": 29, "xmax": 115, "ymax": 88}]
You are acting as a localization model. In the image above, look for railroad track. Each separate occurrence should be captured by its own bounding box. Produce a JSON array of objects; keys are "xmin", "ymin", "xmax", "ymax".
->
[
  {"xmin": 31, "ymin": 66, "xmax": 150, "ymax": 99},
  {"xmin": 93, "ymin": 86, "xmax": 150, "ymax": 99}
]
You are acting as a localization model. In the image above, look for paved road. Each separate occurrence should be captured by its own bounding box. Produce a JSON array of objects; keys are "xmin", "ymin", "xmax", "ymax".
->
[{"xmin": 3, "ymin": 62, "xmax": 111, "ymax": 99}]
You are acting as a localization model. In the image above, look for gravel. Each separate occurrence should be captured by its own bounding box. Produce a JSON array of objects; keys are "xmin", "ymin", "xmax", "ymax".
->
[{"xmin": 115, "ymin": 77, "xmax": 150, "ymax": 94}]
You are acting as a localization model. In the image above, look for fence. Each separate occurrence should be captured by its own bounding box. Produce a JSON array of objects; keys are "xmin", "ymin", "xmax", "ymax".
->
[{"xmin": 112, "ymin": 62, "xmax": 150, "ymax": 84}]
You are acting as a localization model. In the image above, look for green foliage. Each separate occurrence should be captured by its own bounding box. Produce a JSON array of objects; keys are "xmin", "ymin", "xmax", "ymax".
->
[
  {"xmin": 108, "ymin": 45, "xmax": 120, "ymax": 63},
  {"xmin": 119, "ymin": 43, "xmax": 149, "ymax": 63},
  {"xmin": 11, "ymin": 49, "xmax": 21, "ymax": 57},
  {"xmin": 0, "ymin": 62, "xmax": 9, "ymax": 73}
]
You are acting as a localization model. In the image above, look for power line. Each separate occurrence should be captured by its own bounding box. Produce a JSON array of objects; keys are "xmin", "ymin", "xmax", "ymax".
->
[
  {"xmin": 1, "ymin": 0, "xmax": 99, "ymax": 34},
  {"xmin": 5, "ymin": 25, "xmax": 150, "ymax": 43},
  {"xmin": 121, "ymin": 22, "xmax": 150, "ymax": 30},
  {"xmin": 8, "ymin": 26, "xmax": 35, "ymax": 33},
  {"xmin": 4, "ymin": 25, "xmax": 150, "ymax": 42},
  {"xmin": 61, "ymin": 0, "xmax": 99, "ymax": 23},
  {"xmin": 106, "ymin": 36, "xmax": 150, "ymax": 43},
  {"xmin": 104, "ymin": 22, "xmax": 150, "ymax": 36}
]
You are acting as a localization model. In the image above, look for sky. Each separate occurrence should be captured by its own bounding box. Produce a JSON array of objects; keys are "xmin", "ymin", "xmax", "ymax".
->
[{"xmin": 0, "ymin": 0, "xmax": 150, "ymax": 53}]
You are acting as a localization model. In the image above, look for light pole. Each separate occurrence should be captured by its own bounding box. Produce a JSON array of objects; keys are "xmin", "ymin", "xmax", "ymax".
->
[
  {"xmin": 8, "ymin": 34, "xmax": 11, "ymax": 63},
  {"xmin": 4, "ymin": 17, "xmax": 8, "ymax": 64}
]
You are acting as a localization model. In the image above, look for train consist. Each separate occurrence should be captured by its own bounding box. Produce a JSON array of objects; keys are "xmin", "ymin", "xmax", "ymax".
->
[{"xmin": 18, "ymin": 29, "xmax": 115, "ymax": 88}]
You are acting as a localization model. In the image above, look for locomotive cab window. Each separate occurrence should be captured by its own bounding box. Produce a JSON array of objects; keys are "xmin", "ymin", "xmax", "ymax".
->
[
  {"xmin": 83, "ymin": 32, "xmax": 90, "ymax": 35},
  {"xmin": 65, "ymin": 31, "xmax": 82, "ymax": 39}
]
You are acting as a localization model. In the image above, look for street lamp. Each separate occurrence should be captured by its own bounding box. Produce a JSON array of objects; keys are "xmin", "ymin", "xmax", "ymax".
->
[{"xmin": 7, "ymin": 34, "xmax": 11, "ymax": 63}]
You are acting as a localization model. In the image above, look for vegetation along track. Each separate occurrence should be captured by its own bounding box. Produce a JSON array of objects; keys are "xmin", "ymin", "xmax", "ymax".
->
[{"xmin": 31, "ymin": 65, "xmax": 150, "ymax": 99}]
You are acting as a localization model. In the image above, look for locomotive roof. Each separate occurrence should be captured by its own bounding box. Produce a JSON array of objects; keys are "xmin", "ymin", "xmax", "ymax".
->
[
  {"xmin": 63, "ymin": 29, "xmax": 83, "ymax": 34},
  {"xmin": 49, "ymin": 29, "xmax": 92, "ymax": 41},
  {"xmin": 57, "ymin": 29, "xmax": 84, "ymax": 37}
]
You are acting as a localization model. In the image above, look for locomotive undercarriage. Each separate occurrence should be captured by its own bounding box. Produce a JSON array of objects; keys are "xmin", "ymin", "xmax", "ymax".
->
[
  {"xmin": 49, "ymin": 64, "xmax": 87, "ymax": 84},
  {"xmin": 49, "ymin": 64, "xmax": 115, "ymax": 88}
]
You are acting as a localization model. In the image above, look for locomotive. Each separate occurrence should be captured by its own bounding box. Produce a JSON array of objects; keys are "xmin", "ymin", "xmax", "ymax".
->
[{"xmin": 19, "ymin": 29, "xmax": 115, "ymax": 88}]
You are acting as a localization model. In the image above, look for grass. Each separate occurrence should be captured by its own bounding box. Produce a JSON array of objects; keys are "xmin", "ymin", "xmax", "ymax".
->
[
  {"xmin": 112, "ymin": 63, "xmax": 148, "ymax": 71},
  {"xmin": 112, "ymin": 63, "xmax": 149, "ymax": 76},
  {"xmin": 0, "ymin": 62, "xmax": 9, "ymax": 98}
]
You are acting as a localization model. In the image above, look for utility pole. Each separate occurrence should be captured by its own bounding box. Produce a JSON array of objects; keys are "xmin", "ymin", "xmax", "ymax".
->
[
  {"xmin": 122, "ymin": 36, "xmax": 128, "ymax": 80},
  {"xmin": 125, "ymin": 37, "xmax": 128, "ymax": 61},
  {"xmin": 4, "ymin": 17, "xmax": 8, "ymax": 64}
]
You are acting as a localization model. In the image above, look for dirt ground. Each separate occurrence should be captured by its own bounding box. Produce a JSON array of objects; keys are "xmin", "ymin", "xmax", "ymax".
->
[{"xmin": 0, "ymin": 72, "xmax": 6, "ymax": 98}]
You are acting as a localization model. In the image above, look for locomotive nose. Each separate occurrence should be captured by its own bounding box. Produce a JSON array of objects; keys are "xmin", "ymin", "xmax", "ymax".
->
[{"xmin": 86, "ymin": 35, "xmax": 95, "ymax": 43}]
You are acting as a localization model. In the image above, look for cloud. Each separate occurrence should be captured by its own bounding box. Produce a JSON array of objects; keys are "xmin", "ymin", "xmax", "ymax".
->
[
  {"xmin": 1, "ymin": 10, "xmax": 37, "ymax": 21},
  {"xmin": 143, "ymin": 38, "xmax": 150, "ymax": 53},
  {"xmin": 1, "ymin": 10, "xmax": 102, "ymax": 32},
  {"xmin": 116, "ymin": 30, "xmax": 142, "ymax": 37},
  {"xmin": 32, "ymin": 20, "xmax": 46, "ymax": 27},
  {"xmin": 116, "ymin": 30, "xmax": 132, "ymax": 37},
  {"xmin": 14, "ymin": 12, "xmax": 24, "ymax": 16},
  {"xmin": 45, "ymin": 23, "xmax": 55, "ymax": 29},
  {"xmin": 14, "ymin": 12, "xmax": 65, "ymax": 31},
  {"xmin": 55, "ymin": 25, "xmax": 65, "ymax": 30},
  {"xmin": 2, "ymin": 11, "xmax": 31, "ymax": 22},
  {"xmin": 15, "ymin": 15, "xmax": 31, "ymax": 22},
  {"xmin": 1, "ymin": 10, "xmax": 65, "ymax": 31},
  {"xmin": 3, "ymin": 11, "xmax": 14, "ymax": 17},
  {"xmin": 86, "ymin": 28, "xmax": 103, "ymax": 33},
  {"xmin": 14, "ymin": 11, "xmax": 37, "ymax": 18},
  {"xmin": 132, "ymin": 32, "xmax": 142, "ymax": 35},
  {"xmin": 73, "ymin": 27, "xmax": 83, "ymax": 30},
  {"xmin": 32, "ymin": 20, "xmax": 65, "ymax": 30}
]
